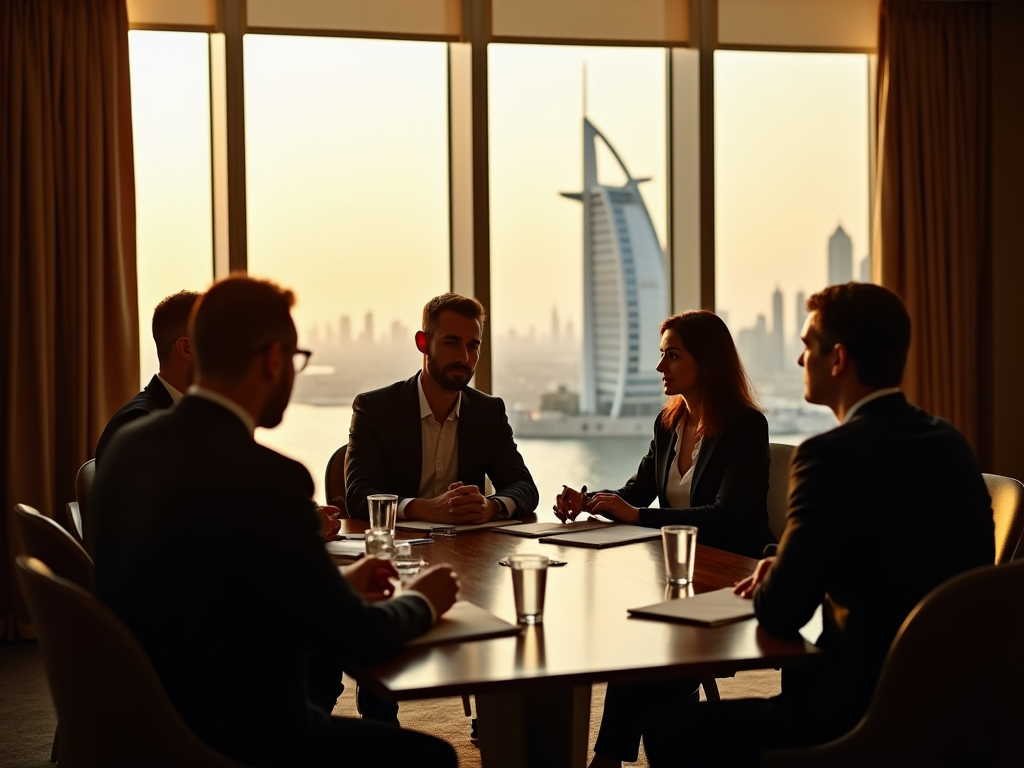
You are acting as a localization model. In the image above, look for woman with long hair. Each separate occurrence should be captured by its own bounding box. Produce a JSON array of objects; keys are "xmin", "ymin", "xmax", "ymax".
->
[{"xmin": 556, "ymin": 310, "xmax": 773, "ymax": 768}]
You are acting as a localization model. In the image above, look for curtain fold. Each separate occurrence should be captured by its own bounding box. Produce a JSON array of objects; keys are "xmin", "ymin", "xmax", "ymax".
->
[
  {"xmin": 873, "ymin": 0, "xmax": 992, "ymax": 451},
  {"xmin": 1, "ymin": 0, "xmax": 138, "ymax": 640}
]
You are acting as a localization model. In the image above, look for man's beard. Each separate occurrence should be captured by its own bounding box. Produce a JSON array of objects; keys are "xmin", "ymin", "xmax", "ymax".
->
[
  {"xmin": 260, "ymin": 370, "xmax": 293, "ymax": 428},
  {"xmin": 427, "ymin": 358, "xmax": 474, "ymax": 392}
]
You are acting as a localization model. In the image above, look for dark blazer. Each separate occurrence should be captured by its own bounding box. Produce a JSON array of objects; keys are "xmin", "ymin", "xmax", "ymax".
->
[
  {"xmin": 346, "ymin": 373, "xmax": 539, "ymax": 521},
  {"xmin": 755, "ymin": 393, "xmax": 994, "ymax": 742},
  {"xmin": 94, "ymin": 374, "xmax": 173, "ymax": 461},
  {"xmin": 603, "ymin": 406, "xmax": 773, "ymax": 559},
  {"xmin": 91, "ymin": 396, "xmax": 433, "ymax": 767}
]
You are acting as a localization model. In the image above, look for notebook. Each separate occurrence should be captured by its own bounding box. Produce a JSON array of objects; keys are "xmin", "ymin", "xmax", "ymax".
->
[
  {"xmin": 538, "ymin": 524, "xmax": 661, "ymax": 549},
  {"xmin": 395, "ymin": 519, "xmax": 523, "ymax": 534},
  {"xmin": 405, "ymin": 601, "xmax": 521, "ymax": 646},
  {"xmin": 492, "ymin": 519, "xmax": 612, "ymax": 538},
  {"xmin": 325, "ymin": 540, "xmax": 365, "ymax": 560},
  {"xmin": 628, "ymin": 588, "xmax": 756, "ymax": 627}
]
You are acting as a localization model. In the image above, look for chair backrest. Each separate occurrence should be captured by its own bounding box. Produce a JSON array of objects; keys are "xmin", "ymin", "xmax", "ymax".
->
[
  {"xmin": 324, "ymin": 444, "xmax": 349, "ymax": 517},
  {"xmin": 75, "ymin": 459, "xmax": 96, "ymax": 552},
  {"xmin": 767, "ymin": 443, "xmax": 795, "ymax": 542},
  {"xmin": 760, "ymin": 559, "xmax": 1024, "ymax": 767},
  {"xmin": 15, "ymin": 557, "xmax": 247, "ymax": 768},
  {"xmin": 984, "ymin": 473, "xmax": 1024, "ymax": 564},
  {"xmin": 65, "ymin": 501, "xmax": 84, "ymax": 545},
  {"xmin": 14, "ymin": 504, "xmax": 94, "ymax": 592}
]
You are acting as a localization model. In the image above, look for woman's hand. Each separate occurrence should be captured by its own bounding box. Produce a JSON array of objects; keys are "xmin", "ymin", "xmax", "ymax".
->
[
  {"xmin": 733, "ymin": 557, "xmax": 775, "ymax": 599},
  {"xmin": 554, "ymin": 484, "xmax": 589, "ymax": 522},
  {"xmin": 586, "ymin": 493, "xmax": 640, "ymax": 524},
  {"xmin": 316, "ymin": 505, "xmax": 342, "ymax": 541}
]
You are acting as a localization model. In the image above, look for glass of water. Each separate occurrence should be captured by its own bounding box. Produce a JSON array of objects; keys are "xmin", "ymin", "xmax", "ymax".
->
[
  {"xmin": 507, "ymin": 553, "xmax": 550, "ymax": 625},
  {"xmin": 393, "ymin": 542, "xmax": 425, "ymax": 586}
]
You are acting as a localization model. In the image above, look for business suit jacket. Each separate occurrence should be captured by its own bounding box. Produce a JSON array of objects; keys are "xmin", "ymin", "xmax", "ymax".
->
[
  {"xmin": 346, "ymin": 373, "xmax": 539, "ymax": 521},
  {"xmin": 604, "ymin": 406, "xmax": 773, "ymax": 559},
  {"xmin": 91, "ymin": 396, "xmax": 433, "ymax": 767},
  {"xmin": 94, "ymin": 374, "xmax": 173, "ymax": 461},
  {"xmin": 754, "ymin": 393, "xmax": 994, "ymax": 742}
]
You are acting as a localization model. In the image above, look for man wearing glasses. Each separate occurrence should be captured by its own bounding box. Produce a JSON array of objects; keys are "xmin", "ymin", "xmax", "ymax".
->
[{"xmin": 91, "ymin": 276, "xmax": 459, "ymax": 768}]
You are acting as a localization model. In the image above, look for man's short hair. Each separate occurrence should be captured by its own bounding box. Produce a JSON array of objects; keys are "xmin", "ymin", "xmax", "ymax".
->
[
  {"xmin": 190, "ymin": 276, "xmax": 296, "ymax": 382},
  {"xmin": 422, "ymin": 293, "xmax": 486, "ymax": 334},
  {"xmin": 806, "ymin": 283, "xmax": 911, "ymax": 388},
  {"xmin": 153, "ymin": 291, "xmax": 202, "ymax": 366}
]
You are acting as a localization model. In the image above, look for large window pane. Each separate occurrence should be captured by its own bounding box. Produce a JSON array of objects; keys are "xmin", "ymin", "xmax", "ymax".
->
[
  {"xmin": 244, "ymin": 36, "xmax": 449, "ymax": 500},
  {"xmin": 129, "ymin": 31, "xmax": 214, "ymax": 388},
  {"xmin": 715, "ymin": 51, "xmax": 871, "ymax": 442},
  {"xmin": 490, "ymin": 44, "xmax": 669, "ymax": 504}
]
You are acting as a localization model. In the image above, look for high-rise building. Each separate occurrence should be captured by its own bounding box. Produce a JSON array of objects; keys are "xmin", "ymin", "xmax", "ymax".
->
[
  {"xmin": 551, "ymin": 305, "xmax": 560, "ymax": 341},
  {"xmin": 771, "ymin": 286, "xmax": 784, "ymax": 373},
  {"xmin": 860, "ymin": 254, "xmax": 871, "ymax": 282},
  {"xmin": 339, "ymin": 315, "xmax": 351, "ymax": 344},
  {"xmin": 359, "ymin": 311, "xmax": 374, "ymax": 344},
  {"xmin": 795, "ymin": 290, "xmax": 807, "ymax": 344},
  {"xmin": 561, "ymin": 118, "xmax": 667, "ymax": 418},
  {"xmin": 828, "ymin": 225, "xmax": 853, "ymax": 286}
]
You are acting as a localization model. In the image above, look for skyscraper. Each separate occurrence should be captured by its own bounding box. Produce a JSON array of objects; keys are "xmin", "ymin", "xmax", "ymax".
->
[
  {"xmin": 828, "ymin": 225, "xmax": 853, "ymax": 286},
  {"xmin": 771, "ymin": 286, "xmax": 784, "ymax": 372},
  {"xmin": 562, "ymin": 118, "xmax": 667, "ymax": 418},
  {"xmin": 795, "ymin": 290, "xmax": 807, "ymax": 344}
]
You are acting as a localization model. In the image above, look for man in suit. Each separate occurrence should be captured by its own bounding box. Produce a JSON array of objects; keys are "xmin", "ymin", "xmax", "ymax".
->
[
  {"xmin": 94, "ymin": 290, "xmax": 201, "ymax": 461},
  {"xmin": 91, "ymin": 276, "xmax": 459, "ymax": 768},
  {"xmin": 346, "ymin": 293, "xmax": 538, "ymax": 524},
  {"xmin": 641, "ymin": 283, "xmax": 994, "ymax": 768}
]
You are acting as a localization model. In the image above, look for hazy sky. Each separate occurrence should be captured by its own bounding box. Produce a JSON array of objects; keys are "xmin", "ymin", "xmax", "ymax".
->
[{"xmin": 129, "ymin": 32, "xmax": 869, "ymax": 385}]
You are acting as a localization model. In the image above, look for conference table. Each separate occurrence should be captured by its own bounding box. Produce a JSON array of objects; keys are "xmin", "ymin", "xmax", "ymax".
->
[{"xmin": 334, "ymin": 520, "xmax": 820, "ymax": 768}]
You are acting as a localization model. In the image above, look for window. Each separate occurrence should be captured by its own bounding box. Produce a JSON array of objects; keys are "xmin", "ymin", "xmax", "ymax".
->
[
  {"xmin": 243, "ymin": 36, "xmax": 449, "ymax": 498},
  {"xmin": 129, "ymin": 31, "xmax": 214, "ymax": 387},
  {"xmin": 489, "ymin": 44, "xmax": 669, "ymax": 497},
  {"xmin": 715, "ymin": 51, "xmax": 871, "ymax": 442}
]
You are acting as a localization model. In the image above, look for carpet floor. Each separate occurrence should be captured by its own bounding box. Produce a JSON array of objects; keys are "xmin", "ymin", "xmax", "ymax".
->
[{"xmin": 1, "ymin": 641, "xmax": 780, "ymax": 767}]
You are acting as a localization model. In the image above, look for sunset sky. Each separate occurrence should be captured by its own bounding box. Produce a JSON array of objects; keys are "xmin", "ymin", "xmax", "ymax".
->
[{"xmin": 129, "ymin": 31, "xmax": 869, "ymax": 385}]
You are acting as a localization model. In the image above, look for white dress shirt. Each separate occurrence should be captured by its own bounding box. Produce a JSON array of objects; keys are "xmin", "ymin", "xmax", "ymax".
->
[
  {"xmin": 397, "ymin": 373, "xmax": 514, "ymax": 519},
  {"xmin": 157, "ymin": 374, "xmax": 184, "ymax": 404},
  {"xmin": 665, "ymin": 424, "xmax": 702, "ymax": 509}
]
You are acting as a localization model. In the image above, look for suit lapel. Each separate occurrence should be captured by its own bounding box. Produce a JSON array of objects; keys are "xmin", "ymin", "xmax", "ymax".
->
[
  {"xmin": 456, "ymin": 388, "xmax": 474, "ymax": 484},
  {"xmin": 146, "ymin": 375, "xmax": 174, "ymax": 409},
  {"xmin": 690, "ymin": 432, "xmax": 718, "ymax": 504},
  {"xmin": 658, "ymin": 425, "xmax": 676, "ymax": 501}
]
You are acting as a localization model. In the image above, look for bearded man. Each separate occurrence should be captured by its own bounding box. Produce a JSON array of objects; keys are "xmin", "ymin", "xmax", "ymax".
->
[{"xmin": 346, "ymin": 293, "xmax": 538, "ymax": 524}]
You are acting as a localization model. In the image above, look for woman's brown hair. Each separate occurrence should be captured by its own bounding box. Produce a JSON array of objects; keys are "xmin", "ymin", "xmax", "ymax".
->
[{"xmin": 659, "ymin": 310, "xmax": 760, "ymax": 437}]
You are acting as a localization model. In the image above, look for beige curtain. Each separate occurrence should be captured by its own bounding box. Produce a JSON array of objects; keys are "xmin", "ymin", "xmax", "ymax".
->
[
  {"xmin": 874, "ymin": 0, "xmax": 992, "ymax": 451},
  {"xmin": 1, "ymin": 0, "xmax": 138, "ymax": 639}
]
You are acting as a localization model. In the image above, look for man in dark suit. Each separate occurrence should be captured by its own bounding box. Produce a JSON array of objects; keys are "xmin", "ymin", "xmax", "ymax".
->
[
  {"xmin": 91, "ymin": 276, "xmax": 459, "ymax": 768},
  {"xmin": 346, "ymin": 293, "xmax": 538, "ymax": 524},
  {"xmin": 641, "ymin": 283, "xmax": 994, "ymax": 768},
  {"xmin": 94, "ymin": 290, "xmax": 201, "ymax": 461}
]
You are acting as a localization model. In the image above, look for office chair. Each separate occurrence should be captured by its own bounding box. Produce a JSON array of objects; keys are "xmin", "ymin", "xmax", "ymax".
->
[
  {"xmin": 75, "ymin": 458, "xmax": 96, "ymax": 551},
  {"xmin": 760, "ymin": 559, "xmax": 1024, "ymax": 767},
  {"xmin": 324, "ymin": 444, "xmax": 350, "ymax": 517},
  {"xmin": 984, "ymin": 473, "xmax": 1024, "ymax": 564},
  {"xmin": 15, "ymin": 556, "xmax": 248, "ymax": 768}
]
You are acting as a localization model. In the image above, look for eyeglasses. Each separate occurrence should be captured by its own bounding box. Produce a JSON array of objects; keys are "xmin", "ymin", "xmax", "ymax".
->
[{"xmin": 293, "ymin": 349, "xmax": 313, "ymax": 373}]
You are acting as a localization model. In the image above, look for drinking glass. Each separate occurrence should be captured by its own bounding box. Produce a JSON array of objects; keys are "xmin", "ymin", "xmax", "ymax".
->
[
  {"xmin": 367, "ymin": 494, "xmax": 398, "ymax": 533},
  {"xmin": 662, "ymin": 525, "xmax": 698, "ymax": 585},
  {"xmin": 507, "ymin": 554, "xmax": 550, "ymax": 625}
]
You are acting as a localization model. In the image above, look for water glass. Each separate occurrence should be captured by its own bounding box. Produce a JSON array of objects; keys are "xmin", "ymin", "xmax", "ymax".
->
[
  {"xmin": 507, "ymin": 554, "xmax": 550, "ymax": 625},
  {"xmin": 393, "ymin": 542, "xmax": 425, "ymax": 585},
  {"xmin": 662, "ymin": 525, "xmax": 698, "ymax": 585},
  {"xmin": 367, "ymin": 494, "xmax": 398, "ymax": 533},
  {"xmin": 365, "ymin": 529, "xmax": 395, "ymax": 558}
]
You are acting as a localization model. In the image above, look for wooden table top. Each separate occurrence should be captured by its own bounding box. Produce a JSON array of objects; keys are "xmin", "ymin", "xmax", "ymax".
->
[{"xmin": 337, "ymin": 519, "xmax": 819, "ymax": 701}]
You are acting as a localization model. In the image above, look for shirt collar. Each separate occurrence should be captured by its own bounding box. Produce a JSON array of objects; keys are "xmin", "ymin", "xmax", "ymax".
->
[
  {"xmin": 843, "ymin": 387, "xmax": 903, "ymax": 424},
  {"xmin": 417, "ymin": 371, "xmax": 461, "ymax": 423},
  {"xmin": 156, "ymin": 374, "xmax": 184, "ymax": 404},
  {"xmin": 187, "ymin": 385, "xmax": 257, "ymax": 436}
]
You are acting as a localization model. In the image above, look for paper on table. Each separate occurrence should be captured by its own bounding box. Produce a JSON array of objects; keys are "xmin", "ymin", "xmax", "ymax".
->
[
  {"xmin": 325, "ymin": 540, "xmax": 365, "ymax": 559},
  {"xmin": 395, "ymin": 519, "xmax": 523, "ymax": 534},
  {"xmin": 493, "ymin": 519, "xmax": 612, "ymax": 538},
  {"xmin": 405, "ymin": 601, "xmax": 521, "ymax": 646},
  {"xmin": 628, "ymin": 588, "xmax": 756, "ymax": 627},
  {"xmin": 539, "ymin": 524, "xmax": 661, "ymax": 549}
]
